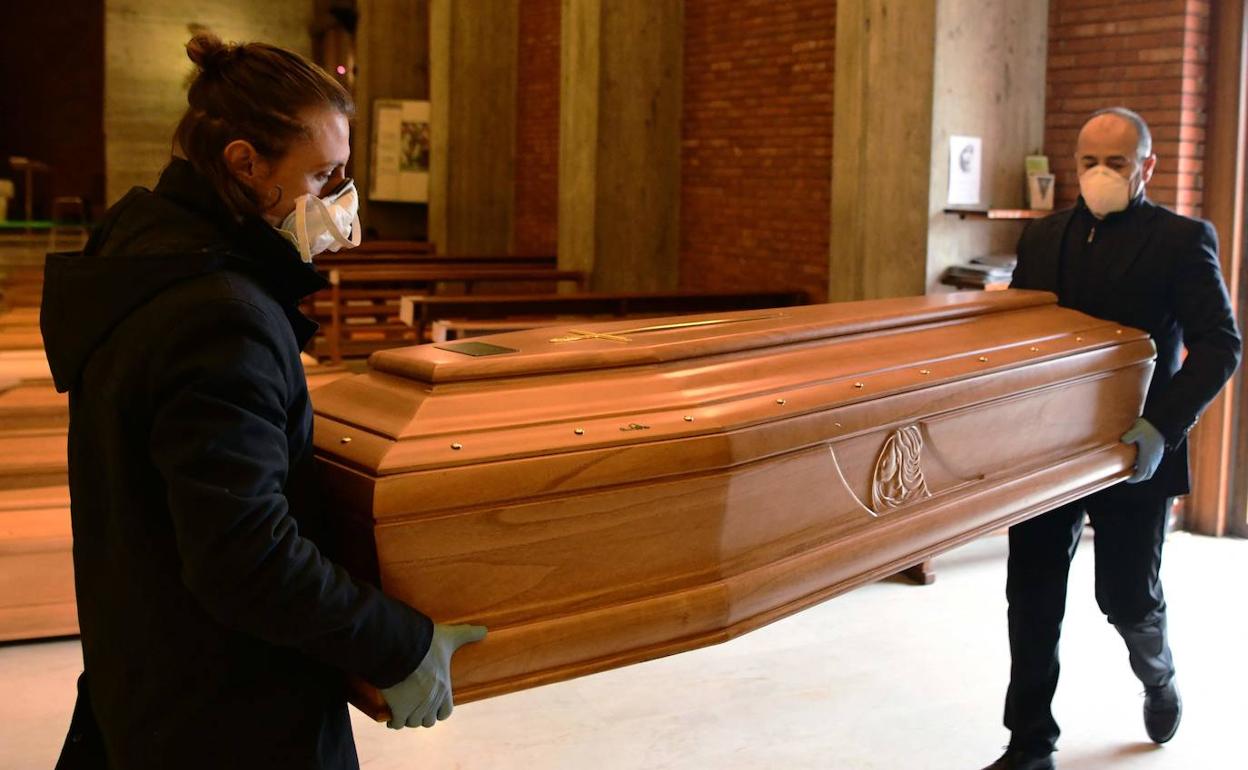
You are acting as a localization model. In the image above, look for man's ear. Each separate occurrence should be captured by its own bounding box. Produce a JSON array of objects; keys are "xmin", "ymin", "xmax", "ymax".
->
[
  {"xmin": 223, "ymin": 139, "xmax": 269, "ymax": 186},
  {"xmin": 1141, "ymin": 154, "xmax": 1158, "ymax": 186}
]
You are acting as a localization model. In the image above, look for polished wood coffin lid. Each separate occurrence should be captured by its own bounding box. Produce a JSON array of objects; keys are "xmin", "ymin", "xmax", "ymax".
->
[
  {"xmin": 313, "ymin": 289, "xmax": 1151, "ymax": 495},
  {"xmin": 310, "ymin": 289, "xmax": 1156, "ymax": 717}
]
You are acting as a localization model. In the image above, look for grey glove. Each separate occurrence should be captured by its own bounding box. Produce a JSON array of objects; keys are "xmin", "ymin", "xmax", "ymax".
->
[
  {"xmin": 380, "ymin": 622, "xmax": 487, "ymax": 729},
  {"xmin": 1121, "ymin": 417, "xmax": 1165, "ymax": 484}
]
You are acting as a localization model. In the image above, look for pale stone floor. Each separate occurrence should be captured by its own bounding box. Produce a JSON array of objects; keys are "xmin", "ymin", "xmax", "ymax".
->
[{"xmin": 2, "ymin": 531, "xmax": 1244, "ymax": 769}]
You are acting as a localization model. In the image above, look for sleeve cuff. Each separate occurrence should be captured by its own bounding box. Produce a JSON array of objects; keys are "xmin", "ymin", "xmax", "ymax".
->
[{"xmin": 367, "ymin": 606, "xmax": 435, "ymax": 689}]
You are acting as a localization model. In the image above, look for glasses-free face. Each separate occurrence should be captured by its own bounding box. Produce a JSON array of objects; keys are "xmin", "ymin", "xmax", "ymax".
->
[
  {"xmin": 1075, "ymin": 113, "xmax": 1156, "ymax": 188},
  {"xmin": 223, "ymin": 107, "xmax": 351, "ymax": 225}
]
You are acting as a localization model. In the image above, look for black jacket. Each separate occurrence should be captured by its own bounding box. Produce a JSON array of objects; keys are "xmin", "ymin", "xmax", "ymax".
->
[
  {"xmin": 1012, "ymin": 197, "xmax": 1242, "ymax": 498},
  {"xmin": 42, "ymin": 159, "xmax": 432, "ymax": 769}
]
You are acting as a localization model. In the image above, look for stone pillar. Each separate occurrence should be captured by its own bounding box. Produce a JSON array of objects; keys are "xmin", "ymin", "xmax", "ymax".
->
[
  {"xmin": 428, "ymin": 0, "xmax": 518, "ymax": 255},
  {"xmin": 353, "ymin": 0, "xmax": 430, "ymax": 241},
  {"xmin": 829, "ymin": 0, "xmax": 938, "ymax": 302},
  {"xmin": 559, "ymin": 0, "xmax": 683, "ymax": 291},
  {"xmin": 925, "ymin": 0, "xmax": 1049, "ymax": 293},
  {"xmin": 104, "ymin": 0, "xmax": 314, "ymax": 205}
]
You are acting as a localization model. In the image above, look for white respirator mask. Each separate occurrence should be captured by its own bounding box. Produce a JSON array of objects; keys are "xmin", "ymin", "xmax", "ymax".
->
[
  {"xmin": 1078, "ymin": 164, "xmax": 1133, "ymax": 219},
  {"xmin": 275, "ymin": 178, "xmax": 362, "ymax": 263}
]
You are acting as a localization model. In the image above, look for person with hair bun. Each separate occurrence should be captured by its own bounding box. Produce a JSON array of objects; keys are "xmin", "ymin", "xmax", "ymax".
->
[{"xmin": 41, "ymin": 35, "xmax": 484, "ymax": 770}]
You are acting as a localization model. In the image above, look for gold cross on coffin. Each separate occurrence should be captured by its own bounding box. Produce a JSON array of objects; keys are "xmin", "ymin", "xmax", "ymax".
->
[{"xmin": 548, "ymin": 314, "xmax": 787, "ymax": 343}]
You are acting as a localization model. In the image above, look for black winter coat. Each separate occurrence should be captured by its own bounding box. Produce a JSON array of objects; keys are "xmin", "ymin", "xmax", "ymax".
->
[
  {"xmin": 41, "ymin": 159, "xmax": 432, "ymax": 769},
  {"xmin": 1012, "ymin": 196, "xmax": 1242, "ymax": 499}
]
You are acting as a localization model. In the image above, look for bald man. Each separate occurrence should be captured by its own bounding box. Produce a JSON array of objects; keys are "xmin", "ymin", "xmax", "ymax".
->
[{"xmin": 983, "ymin": 108, "xmax": 1241, "ymax": 770}]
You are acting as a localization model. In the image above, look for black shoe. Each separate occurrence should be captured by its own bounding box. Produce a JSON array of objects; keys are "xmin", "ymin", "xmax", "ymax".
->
[
  {"xmin": 981, "ymin": 747, "xmax": 1055, "ymax": 770},
  {"xmin": 1144, "ymin": 681, "xmax": 1182, "ymax": 743}
]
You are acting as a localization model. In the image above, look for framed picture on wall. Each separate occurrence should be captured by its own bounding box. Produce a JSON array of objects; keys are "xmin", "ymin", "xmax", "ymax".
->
[{"xmin": 370, "ymin": 98, "xmax": 430, "ymax": 202}]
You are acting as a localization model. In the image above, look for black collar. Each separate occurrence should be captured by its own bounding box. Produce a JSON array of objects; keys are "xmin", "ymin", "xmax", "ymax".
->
[{"xmin": 153, "ymin": 159, "xmax": 328, "ymax": 306}]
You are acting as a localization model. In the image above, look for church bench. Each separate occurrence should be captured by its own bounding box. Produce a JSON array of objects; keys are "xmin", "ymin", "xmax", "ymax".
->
[
  {"xmin": 0, "ymin": 327, "xmax": 43, "ymax": 351},
  {"xmin": 0, "ymin": 351, "xmax": 52, "ymax": 384},
  {"xmin": 0, "ymin": 381, "xmax": 66, "ymax": 432},
  {"xmin": 352, "ymin": 240, "xmax": 436, "ymax": 255},
  {"xmin": 317, "ymin": 251, "xmax": 556, "ymax": 268},
  {"xmin": 311, "ymin": 266, "xmax": 589, "ymax": 362},
  {"xmin": 0, "ymin": 308, "xmax": 41, "ymax": 328},
  {"xmin": 0, "ymin": 484, "xmax": 76, "ymax": 642},
  {"xmin": 0, "ymin": 430, "xmax": 68, "ymax": 490}
]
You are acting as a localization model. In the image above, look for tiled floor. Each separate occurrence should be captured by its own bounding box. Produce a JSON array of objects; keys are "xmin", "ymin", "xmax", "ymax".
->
[{"xmin": 3, "ymin": 531, "xmax": 1244, "ymax": 769}]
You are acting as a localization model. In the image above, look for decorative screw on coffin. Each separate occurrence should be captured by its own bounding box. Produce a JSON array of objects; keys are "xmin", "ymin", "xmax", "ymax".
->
[
  {"xmin": 776, "ymin": 398, "xmax": 787, "ymax": 405},
  {"xmin": 978, "ymin": 356, "xmax": 990, "ymax": 362},
  {"xmin": 451, "ymin": 442, "xmax": 463, "ymax": 450},
  {"xmin": 853, "ymin": 382, "xmax": 865, "ymax": 389},
  {"xmin": 574, "ymin": 428, "xmax": 585, "ymax": 435},
  {"xmin": 919, "ymin": 369, "xmax": 931, "ymax": 375},
  {"xmin": 1029, "ymin": 346, "xmax": 1040, "ymax": 352},
  {"xmin": 684, "ymin": 416, "xmax": 694, "ymax": 422},
  {"xmin": 340, "ymin": 437, "xmax": 352, "ymax": 444}
]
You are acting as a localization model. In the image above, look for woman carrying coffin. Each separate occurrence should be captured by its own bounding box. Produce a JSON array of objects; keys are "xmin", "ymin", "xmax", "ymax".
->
[{"xmin": 42, "ymin": 35, "xmax": 484, "ymax": 770}]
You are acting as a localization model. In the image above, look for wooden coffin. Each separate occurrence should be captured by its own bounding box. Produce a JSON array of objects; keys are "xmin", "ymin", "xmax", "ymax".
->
[{"xmin": 310, "ymin": 290, "xmax": 1155, "ymax": 718}]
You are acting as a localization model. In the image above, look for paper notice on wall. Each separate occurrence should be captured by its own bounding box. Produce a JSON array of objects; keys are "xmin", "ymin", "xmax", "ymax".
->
[
  {"xmin": 947, "ymin": 135, "xmax": 983, "ymax": 206},
  {"xmin": 371, "ymin": 99, "xmax": 430, "ymax": 203}
]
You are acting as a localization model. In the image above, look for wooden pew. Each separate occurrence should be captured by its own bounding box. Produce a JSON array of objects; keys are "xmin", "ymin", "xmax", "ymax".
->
[
  {"xmin": 0, "ymin": 351, "xmax": 52, "ymax": 383},
  {"xmin": 326, "ymin": 265, "xmax": 586, "ymax": 293},
  {"xmin": 353, "ymin": 240, "xmax": 436, "ymax": 255},
  {"xmin": 0, "ymin": 308, "xmax": 40, "ymax": 328},
  {"xmin": 397, "ymin": 290, "xmax": 810, "ymax": 347},
  {"xmin": 0, "ymin": 485, "xmax": 76, "ymax": 642},
  {"xmin": 0, "ymin": 352, "xmax": 349, "ymax": 643},
  {"xmin": 0, "ymin": 381, "xmax": 66, "ymax": 432},
  {"xmin": 318, "ymin": 253, "xmax": 558, "ymax": 268},
  {"xmin": 0, "ymin": 430, "xmax": 68, "ymax": 491},
  {"xmin": 0, "ymin": 328, "xmax": 42, "ymax": 351},
  {"xmin": 0, "ymin": 307, "xmax": 43, "ymax": 351},
  {"xmin": 313, "ymin": 266, "xmax": 588, "ymax": 362},
  {"xmin": 0, "ymin": 265, "xmax": 46, "ymax": 310}
]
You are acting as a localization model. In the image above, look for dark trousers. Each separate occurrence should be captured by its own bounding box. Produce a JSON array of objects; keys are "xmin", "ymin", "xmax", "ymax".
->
[
  {"xmin": 55, "ymin": 674, "xmax": 109, "ymax": 770},
  {"xmin": 1003, "ymin": 490, "xmax": 1174, "ymax": 754}
]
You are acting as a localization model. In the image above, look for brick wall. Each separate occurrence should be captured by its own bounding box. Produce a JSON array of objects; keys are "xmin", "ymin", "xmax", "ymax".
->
[
  {"xmin": 680, "ymin": 0, "xmax": 836, "ymax": 303},
  {"xmin": 513, "ymin": 0, "xmax": 560, "ymax": 255},
  {"xmin": 1045, "ymin": 0, "xmax": 1210, "ymax": 216}
]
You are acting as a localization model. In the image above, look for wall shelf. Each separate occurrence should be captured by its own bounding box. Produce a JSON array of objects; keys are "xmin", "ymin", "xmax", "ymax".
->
[{"xmin": 943, "ymin": 207, "xmax": 1051, "ymax": 220}]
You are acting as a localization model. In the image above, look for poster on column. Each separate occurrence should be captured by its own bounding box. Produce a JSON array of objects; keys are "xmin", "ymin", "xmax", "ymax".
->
[
  {"xmin": 947, "ymin": 135, "xmax": 982, "ymax": 206},
  {"xmin": 370, "ymin": 99, "xmax": 430, "ymax": 202}
]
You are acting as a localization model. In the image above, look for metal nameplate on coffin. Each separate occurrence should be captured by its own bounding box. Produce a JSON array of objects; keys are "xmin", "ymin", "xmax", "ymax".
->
[{"xmin": 435, "ymin": 341, "xmax": 519, "ymax": 357}]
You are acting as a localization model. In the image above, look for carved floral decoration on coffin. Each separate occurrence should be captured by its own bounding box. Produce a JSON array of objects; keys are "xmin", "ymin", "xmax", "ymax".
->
[{"xmin": 871, "ymin": 424, "xmax": 933, "ymax": 514}]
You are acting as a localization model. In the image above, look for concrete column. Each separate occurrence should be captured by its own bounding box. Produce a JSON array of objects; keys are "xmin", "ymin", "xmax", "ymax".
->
[
  {"xmin": 925, "ymin": 0, "xmax": 1049, "ymax": 293},
  {"xmin": 428, "ymin": 0, "xmax": 518, "ymax": 255},
  {"xmin": 829, "ymin": 0, "xmax": 938, "ymax": 302},
  {"xmin": 354, "ymin": 0, "xmax": 430, "ymax": 240},
  {"xmin": 104, "ymin": 0, "xmax": 314, "ymax": 205},
  {"xmin": 559, "ymin": 0, "xmax": 682, "ymax": 291}
]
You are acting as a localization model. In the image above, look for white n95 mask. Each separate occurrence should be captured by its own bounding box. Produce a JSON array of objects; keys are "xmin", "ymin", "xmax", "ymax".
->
[
  {"xmin": 276, "ymin": 178, "xmax": 362, "ymax": 263},
  {"xmin": 1079, "ymin": 165, "xmax": 1132, "ymax": 219}
]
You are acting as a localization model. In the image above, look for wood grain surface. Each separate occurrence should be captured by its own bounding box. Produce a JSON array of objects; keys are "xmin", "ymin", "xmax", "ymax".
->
[{"xmin": 311, "ymin": 290, "xmax": 1155, "ymax": 720}]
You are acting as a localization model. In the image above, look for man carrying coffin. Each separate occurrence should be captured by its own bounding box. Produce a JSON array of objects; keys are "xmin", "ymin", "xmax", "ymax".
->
[{"xmin": 983, "ymin": 107, "xmax": 1242, "ymax": 770}]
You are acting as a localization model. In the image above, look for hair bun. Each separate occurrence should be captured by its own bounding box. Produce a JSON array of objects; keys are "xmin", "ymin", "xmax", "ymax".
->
[{"xmin": 186, "ymin": 33, "xmax": 233, "ymax": 72}]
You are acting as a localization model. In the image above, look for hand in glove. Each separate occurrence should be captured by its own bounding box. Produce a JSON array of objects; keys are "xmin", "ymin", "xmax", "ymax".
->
[
  {"xmin": 1121, "ymin": 417, "xmax": 1165, "ymax": 484},
  {"xmin": 380, "ymin": 622, "xmax": 487, "ymax": 729}
]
